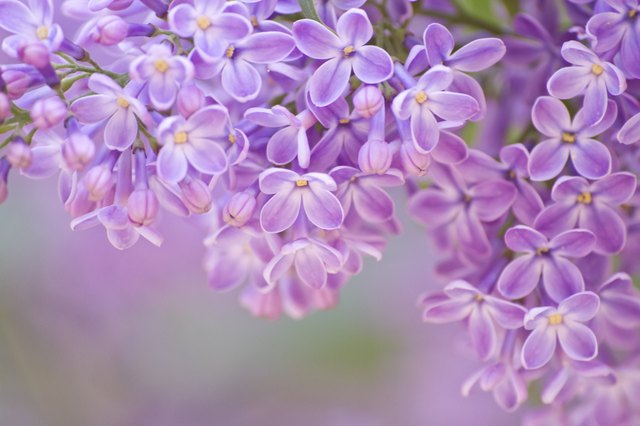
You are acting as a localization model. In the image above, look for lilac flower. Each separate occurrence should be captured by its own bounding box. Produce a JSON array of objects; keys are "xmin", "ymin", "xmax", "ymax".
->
[
  {"xmin": 392, "ymin": 65, "xmax": 480, "ymax": 153},
  {"xmin": 423, "ymin": 280, "xmax": 526, "ymax": 360},
  {"xmin": 405, "ymin": 23, "xmax": 506, "ymax": 119},
  {"xmin": 0, "ymin": 0, "xmax": 63, "ymax": 60},
  {"xmin": 258, "ymin": 168, "xmax": 344, "ymax": 233},
  {"xmin": 462, "ymin": 358, "xmax": 529, "ymax": 412},
  {"xmin": 263, "ymin": 237, "xmax": 343, "ymax": 290},
  {"xmin": 528, "ymin": 96, "xmax": 615, "ymax": 181},
  {"xmin": 292, "ymin": 8, "xmax": 393, "ymax": 106},
  {"xmin": 547, "ymin": 41, "xmax": 626, "ymax": 125},
  {"xmin": 409, "ymin": 164, "xmax": 516, "ymax": 264},
  {"xmin": 592, "ymin": 273, "xmax": 640, "ymax": 347},
  {"xmin": 586, "ymin": 1, "xmax": 640, "ymax": 78},
  {"xmin": 197, "ymin": 31, "xmax": 295, "ymax": 102},
  {"xmin": 168, "ymin": 0, "xmax": 252, "ymax": 60},
  {"xmin": 156, "ymin": 105, "xmax": 230, "ymax": 183},
  {"xmin": 521, "ymin": 291, "xmax": 600, "ymax": 370},
  {"xmin": 331, "ymin": 166, "xmax": 404, "ymax": 223},
  {"xmin": 244, "ymin": 106, "xmax": 316, "ymax": 168},
  {"xmin": 70, "ymin": 74, "xmax": 148, "ymax": 151},
  {"xmin": 497, "ymin": 225, "xmax": 596, "ymax": 303},
  {"xmin": 540, "ymin": 359, "xmax": 615, "ymax": 405},
  {"xmin": 129, "ymin": 44, "xmax": 194, "ymax": 111},
  {"xmin": 534, "ymin": 172, "xmax": 637, "ymax": 254},
  {"xmin": 618, "ymin": 112, "xmax": 640, "ymax": 144}
]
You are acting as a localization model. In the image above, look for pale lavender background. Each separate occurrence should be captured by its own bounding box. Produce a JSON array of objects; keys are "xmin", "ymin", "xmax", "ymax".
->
[{"xmin": 0, "ymin": 173, "xmax": 521, "ymax": 425}]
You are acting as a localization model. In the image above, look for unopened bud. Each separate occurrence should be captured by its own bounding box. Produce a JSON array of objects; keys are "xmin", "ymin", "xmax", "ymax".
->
[
  {"xmin": 358, "ymin": 139, "xmax": 392, "ymax": 174},
  {"xmin": 176, "ymin": 84, "xmax": 205, "ymax": 118},
  {"xmin": 179, "ymin": 177, "xmax": 212, "ymax": 214},
  {"xmin": 18, "ymin": 42, "xmax": 50, "ymax": 69},
  {"xmin": 400, "ymin": 141, "xmax": 431, "ymax": 176},
  {"xmin": 223, "ymin": 192, "xmax": 256, "ymax": 226},
  {"xmin": 31, "ymin": 97, "xmax": 67, "ymax": 130},
  {"xmin": 62, "ymin": 131, "xmax": 95, "ymax": 171},
  {"xmin": 353, "ymin": 85, "xmax": 384, "ymax": 119},
  {"xmin": 127, "ymin": 187, "xmax": 159, "ymax": 226},
  {"xmin": 92, "ymin": 15, "xmax": 128, "ymax": 46},
  {"xmin": 83, "ymin": 164, "xmax": 115, "ymax": 201},
  {"xmin": 6, "ymin": 141, "xmax": 32, "ymax": 169},
  {"xmin": 0, "ymin": 93, "xmax": 9, "ymax": 122}
]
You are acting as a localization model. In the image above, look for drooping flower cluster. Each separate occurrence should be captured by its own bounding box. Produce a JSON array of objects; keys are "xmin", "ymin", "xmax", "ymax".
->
[{"xmin": 1, "ymin": 0, "xmax": 640, "ymax": 422}]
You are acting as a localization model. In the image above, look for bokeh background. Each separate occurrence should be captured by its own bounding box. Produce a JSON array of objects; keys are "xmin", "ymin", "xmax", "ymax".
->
[{"xmin": 0, "ymin": 174, "xmax": 519, "ymax": 426}]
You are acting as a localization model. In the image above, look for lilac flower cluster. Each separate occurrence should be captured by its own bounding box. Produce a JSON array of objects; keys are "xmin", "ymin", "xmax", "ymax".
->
[{"xmin": 1, "ymin": 0, "xmax": 640, "ymax": 421}]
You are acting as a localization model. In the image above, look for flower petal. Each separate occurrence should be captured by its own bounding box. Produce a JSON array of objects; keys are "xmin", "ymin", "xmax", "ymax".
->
[
  {"xmin": 301, "ymin": 188, "xmax": 344, "ymax": 230},
  {"xmin": 157, "ymin": 142, "xmax": 188, "ymax": 183},
  {"xmin": 104, "ymin": 108, "xmax": 137, "ymax": 151},
  {"xmin": 294, "ymin": 248, "xmax": 327, "ymax": 289},
  {"xmin": 221, "ymin": 59, "xmax": 261, "ymax": 102},
  {"xmin": 531, "ymin": 96, "xmax": 570, "ymax": 137},
  {"xmin": 559, "ymin": 291, "xmax": 600, "ymax": 321},
  {"xmin": 352, "ymin": 45, "xmax": 393, "ymax": 84},
  {"xmin": 504, "ymin": 225, "xmax": 547, "ymax": 253},
  {"xmin": 428, "ymin": 92, "xmax": 479, "ymax": 122},
  {"xmin": 447, "ymin": 38, "xmax": 506, "ymax": 72},
  {"xmin": 542, "ymin": 257, "xmax": 585, "ymax": 303},
  {"xmin": 557, "ymin": 321, "xmax": 598, "ymax": 362},
  {"xmin": 580, "ymin": 204, "xmax": 627, "ymax": 254},
  {"xmin": 528, "ymin": 139, "xmax": 569, "ymax": 181},
  {"xmin": 546, "ymin": 66, "xmax": 591, "ymax": 99},
  {"xmin": 423, "ymin": 23, "xmax": 454, "ymax": 65},
  {"xmin": 309, "ymin": 57, "xmax": 351, "ymax": 107},
  {"xmin": 260, "ymin": 190, "xmax": 301, "ymax": 233},
  {"xmin": 336, "ymin": 8, "xmax": 372, "ymax": 47},
  {"xmin": 549, "ymin": 229, "xmax": 595, "ymax": 258},
  {"xmin": 469, "ymin": 307, "xmax": 498, "ymax": 360},
  {"xmin": 292, "ymin": 18, "xmax": 341, "ymax": 60},
  {"xmin": 497, "ymin": 255, "xmax": 542, "ymax": 300},
  {"xmin": 522, "ymin": 326, "xmax": 557, "ymax": 370}
]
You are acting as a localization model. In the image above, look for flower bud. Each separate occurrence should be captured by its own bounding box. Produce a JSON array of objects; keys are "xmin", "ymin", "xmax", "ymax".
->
[
  {"xmin": 358, "ymin": 139, "xmax": 392, "ymax": 174},
  {"xmin": 3, "ymin": 66, "xmax": 44, "ymax": 99},
  {"xmin": 176, "ymin": 84, "xmax": 205, "ymax": 118},
  {"xmin": 0, "ymin": 158, "xmax": 10, "ymax": 205},
  {"xmin": 18, "ymin": 42, "xmax": 50, "ymax": 69},
  {"xmin": 353, "ymin": 85, "xmax": 384, "ymax": 119},
  {"xmin": 223, "ymin": 192, "xmax": 256, "ymax": 227},
  {"xmin": 31, "ymin": 97, "xmax": 67, "ymax": 130},
  {"xmin": 84, "ymin": 164, "xmax": 115, "ymax": 201},
  {"xmin": 179, "ymin": 177, "xmax": 212, "ymax": 214},
  {"xmin": 63, "ymin": 131, "xmax": 96, "ymax": 171},
  {"xmin": 6, "ymin": 141, "xmax": 32, "ymax": 169},
  {"xmin": 92, "ymin": 15, "xmax": 128, "ymax": 46},
  {"xmin": 400, "ymin": 141, "xmax": 431, "ymax": 176},
  {"xmin": 0, "ymin": 93, "xmax": 10, "ymax": 122},
  {"xmin": 127, "ymin": 187, "xmax": 160, "ymax": 226}
]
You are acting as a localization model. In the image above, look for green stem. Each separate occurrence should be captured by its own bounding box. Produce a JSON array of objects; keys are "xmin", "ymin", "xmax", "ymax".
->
[{"xmin": 413, "ymin": 4, "xmax": 510, "ymax": 35}]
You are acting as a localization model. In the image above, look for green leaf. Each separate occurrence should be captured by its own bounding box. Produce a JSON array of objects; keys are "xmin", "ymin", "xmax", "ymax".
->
[{"xmin": 298, "ymin": 0, "xmax": 322, "ymax": 22}]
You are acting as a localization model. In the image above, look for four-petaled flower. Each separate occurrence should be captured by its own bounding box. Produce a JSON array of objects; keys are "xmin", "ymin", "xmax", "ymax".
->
[{"xmin": 292, "ymin": 8, "xmax": 393, "ymax": 106}]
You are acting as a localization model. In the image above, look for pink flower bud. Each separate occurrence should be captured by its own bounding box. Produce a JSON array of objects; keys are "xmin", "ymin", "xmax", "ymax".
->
[
  {"xmin": 353, "ymin": 85, "xmax": 384, "ymax": 119},
  {"xmin": 6, "ymin": 141, "xmax": 32, "ymax": 169},
  {"xmin": 0, "ymin": 93, "xmax": 9, "ymax": 122},
  {"xmin": 31, "ymin": 97, "xmax": 67, "ymax": 130},
  {"xmin": 127, "ymin": 188, "xmax": 160, "ymax": 226},
  {"xmin": 400, "ymin": 141, "xmax": 431, "ymax": 176},
  {"xmin": 358, "ymin": 140, "xmax": 392, "ymax": 175},
  {"xmin": 92, "ymin": 15, "xmax": 128, "ymax": 46},
  {"xmin": 62, "ymin": 132, "xmax": 96, "ymax": 171},
  {"xmin": 83, "ymin": 164, "xmax": 115, "ymax": 201},
  {"xmin": 176, "ymin": 84, "xmax": 205, "ymax": 118},
  {"xmin": 18, "ymin": 42, "xmax": 50, "ymax": 69},
  {"xmin": 3, "ymin": 67, "xmax": 42, "ymax": 99},
  {"xmin": 223, "ymin": 192, "xmax": 256, "ymax": 226},
  {"xmin": 179, "ymin": 177, "xmax": 212, "ymax": 214}
]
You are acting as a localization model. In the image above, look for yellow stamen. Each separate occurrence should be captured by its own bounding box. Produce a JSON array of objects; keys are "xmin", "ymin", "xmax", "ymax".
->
[
  {"xmin": 536, "ymin": 247, "xmax": 549, "ymax": 256},
  {"xmin": 548, "ymin": 313, "xmax": 563, "ymax": 325},
  {"xmin": 225, "ymin": 45, "xmax": 235, "ymax": 59},
  {"xmin": 343, "ymin": 46, "xmax": 355, "ymax": 57},
  {"xmin": 561, "ymin": 132, "xmax": 576, "ymax": 143},
  {"xmin": 630, "ymin": 9, "xmax": 637, "ymax": 18},
  {"xmin": 591, "ymin": 64, "xmax": 604, "ymax": 76},
  {"xmin": 196, "ymin": 15, "xmax": 211, "ymax": 30},
  {"xmin": 339, "ymin": 118, "xmax": 350, "ymax": 124},
  {"xmin": 577, "ymin": 191, "xmax": 592, "ymax": 204},
  {"xmin": 228, "ymin": 133, "xmax": 236, "ymax": 144},
  {"xmin": 295, "ymin": 179, "xmax": 308, "ymax": 187},
  {"xmin": 474, "ymin": 294, "xmax": 484, "ymax": 302},
  {"xmin": 116, "ymin": 96, "xmax": 130, "ymax": 108},
  {"xmin": 154, "ymin": 59, "xmax": 169, "ymax": 73},
  {"xmin": 250, "ymin": 16, "xmax": 258, "ymax": 27},
  {"xmin": 174, "ymin": 131, "xmax": 188, "ymax": 144},
  {"xmin": 36, "ymin": 26, "xmax": 49, "ymax": 40},
  {"xmin": 415, "ymin": 91, "xmax": 428, "ymax": 104}
]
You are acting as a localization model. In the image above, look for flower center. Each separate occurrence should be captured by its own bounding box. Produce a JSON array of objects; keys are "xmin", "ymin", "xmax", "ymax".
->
[
  {"xmin": 577, "ymin": 191, "xmax": 592, "ymax": 204},
  {"xmin": 36, "ymin": 25, "xmax": 49, "ymax": 40},
  {"xmin": 548, "ymin": 313, "xmax": 563, "ymax": 325},
  {"xmin": 116, "ymin": 96, "xmax": 130, "ymax": 108},
  {"xmin": 174, "ymin": 131, "xmax": 189, "ymax": 144},
  {"xmin": 415, "ymin": 91, "xmax": 428, "ymax": 104},
  {"xmin": 295, "ymin": 179, "xmax": 309, "ymax": 187},
  {"xmin": 561, "ymin": 132, "xmax": 576, "ymax": 143},
  {"xmin": 630, "ymin": 9, "xmax": 637, "ymax": 18},
  {"xmin": 536, "ymin": 247, "xmax": 549, "ymax": 256},
  {"xmin": 474, "ymin": 294, "xmax": 484, "ymax": 302},
  {"xmin": 196, "ymin": 15, "xmax": 211, "ymax": 30},
  {"xmin": 343, "ymin": 46, "xmax": 355, "ymax": 57},
  {"xmin": 154, "ymin": 59, "xmax": 169, "ymax": 73},
  {"xmin": 339, "ymin": 118, "xmax": 350, "ymax": 124},
  {"xmin": 250, "ymin": 16, "xmax": 258, "ymax": 27},
  {"xmin": 228, "ymin": 132, "xmax": 236, "ymax": 144},
  {"xmin": 591, "ymin": 64, "xmax": 604, "ymax": 76},
  {"xmin": 225, "ymin": 45, "xmax": 235, "ymax": 59}
]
